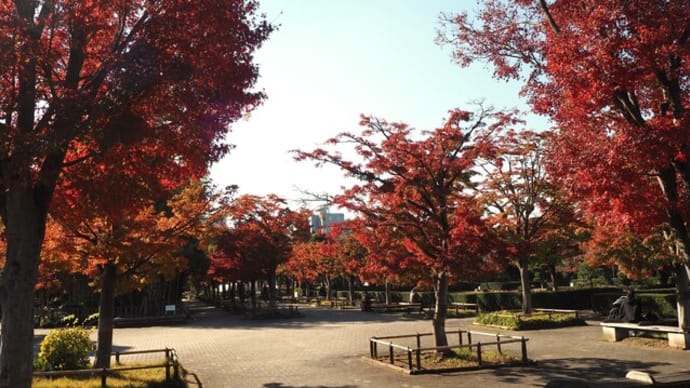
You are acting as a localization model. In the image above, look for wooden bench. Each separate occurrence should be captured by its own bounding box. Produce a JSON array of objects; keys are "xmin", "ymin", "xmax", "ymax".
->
[
  {"xmin": 600, "ymin": 322, "xmax": 690, "ymax": 349},
  {"xmin": 371, "ymin": 303, "xmax": 421, "ymax": 313},
  {"xmin": 449, "ymin": 302, "xmax": 478, "ymax": 314},
  {"xmin": 332, "ymin": 297, "xmax": 349, "ymax": 309}
]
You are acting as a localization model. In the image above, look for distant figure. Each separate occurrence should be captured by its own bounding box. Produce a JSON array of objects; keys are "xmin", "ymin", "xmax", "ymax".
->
[
  {"xmin": 361, "ymin": 291, "xmax": 372, "ymax": 312},
  {"xmin": 261, "ymin": 284, "xmax": 269, "ymax": 302},
  {"xmin": 622, "ymin": 289, "xmax": 642, "ymax": 323},
  {"xmin": 606, "ymin": 289, "xmax": 642, "ymax": 323}
]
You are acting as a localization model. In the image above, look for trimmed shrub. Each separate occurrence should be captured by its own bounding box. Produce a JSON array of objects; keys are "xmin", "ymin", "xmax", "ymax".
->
[
  {"xmin": 35, "ymin": 327, "xmax": 94, "ymax": 371},
  {"xmin": 476, "ymin": 310, "xmax": 585, "ymax": 330},
  {"xmin": 591, "ymin": 292, "xmax": 677, "ymax": 318}
]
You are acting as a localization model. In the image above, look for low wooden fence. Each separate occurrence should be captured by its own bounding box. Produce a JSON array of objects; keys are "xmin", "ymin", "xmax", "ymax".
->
[
  {"xmin": 369, "ymin": 329, "xmax": 529, "ymax": 373},
  {"xmin": 33, "ymin": 348, "xmax": 202, "ymax": 387}
]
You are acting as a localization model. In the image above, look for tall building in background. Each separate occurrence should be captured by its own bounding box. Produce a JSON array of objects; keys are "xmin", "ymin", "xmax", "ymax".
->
[{"xmin": 309, "ymin": 207, "xmax": 345, "ymax": 234}]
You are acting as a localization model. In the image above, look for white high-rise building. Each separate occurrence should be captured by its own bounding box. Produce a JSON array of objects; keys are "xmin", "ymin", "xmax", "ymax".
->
[{"xmin": 309, "ymin": 207, "xmax": 345, "ymax": 234}]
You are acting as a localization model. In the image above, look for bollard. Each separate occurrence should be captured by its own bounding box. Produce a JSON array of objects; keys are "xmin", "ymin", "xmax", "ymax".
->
[
  {"xmin": 521, "ymin": 336, "xmax": 528, "ymax": 363},
  {"xmin": 416, "ymin": 332, "xmax": 421, "ymax": 350},
  {"xmin": 458, "ymin": 329, "xmax": 463, "ymax": 346},
  {"xmin": 468, "ymin": 331, "xmax": 472, "ymax": 346},
  {"xmin": 372, "ymin": 338, "xmax": 378, "ymax": 358},
  {"xmin": 407, "ymin": 348, "xmax": 413, "ymax": 370},
  {"xmin": 389, "ymin": 342, "xmax": 394, "ymax": 364},
  {"xmin": 476, "ymin": 342, "xmax": 482, "ymax": 366},
  {"xmin": 496, "ymin": 334, "xmax": 502, "ymax": 354}
]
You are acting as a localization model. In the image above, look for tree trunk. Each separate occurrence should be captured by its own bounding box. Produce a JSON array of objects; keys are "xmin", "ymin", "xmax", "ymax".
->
[
  {"xmin": 94, "ymin": 262, "xmax": 117, "ymax": 368},
  {"xmin": 548, "ymin": 263, "xmax": 558, "ymax": 292},
  {"xmin": 432, "ymin": 272, "xmax": 450, "ymax": 351},
  {"xmin": 518, "ymin": 261, "xmax": 533, "ymax": 314},
  {"xmin": 675, "ymin": 264, "xmax": 690, "ymax": 331},
  {"xmin": 268, "ymin": 269, "xmax": 277, "ymax": 310},
  {"xmin": 347, "ymin": 276, "xmax": 354, "ymax": 306},
  {"xmin": 657, "ymin": 167, "xmax": 690, "ymax": 329},
  {"xmin": 250, "ymin": 281, "xmax": 257, "ymax": 312},
  {"xmin": 0, "ymin": 191, "xmax": 46, "ymax": 388},
  {"xmin": 384, "ymin": 279, "xmax": 390, "ymax": 305}
]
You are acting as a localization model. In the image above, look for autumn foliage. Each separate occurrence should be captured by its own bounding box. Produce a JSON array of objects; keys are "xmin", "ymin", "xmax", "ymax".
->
[
  {"xmin": 295, "ymin": 107, "xmax": 517, "ymax": 347},
  {"xmin": 0, "ymin": 1, "xmax": 270, "ymax": 384},
  {"xmin": 441, "ymin": 0, "xmax": 690, "ymax": 328}
]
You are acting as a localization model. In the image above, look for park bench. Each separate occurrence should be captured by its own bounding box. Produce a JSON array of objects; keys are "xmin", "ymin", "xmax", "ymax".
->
[
  {"xmin": 371, "ymin": 302, "xmax": 421, "ymax": 313},
  {"xmin": 600, "ymin": 321, "xmax": 690, "ymax": 349},
  {"xmin": 113, "ymin": 314, "xmax": 188, "ymax": 328},
  {"xmin": 332, "ymin": 297, "xmax": 349, "ymax": 309},
  {"xmin": 449, "ymin": 302, "xmax": 478, "ymax": 314}
]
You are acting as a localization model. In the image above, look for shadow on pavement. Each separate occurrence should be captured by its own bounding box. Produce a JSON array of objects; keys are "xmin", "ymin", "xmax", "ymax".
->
[
  {"xmin": 263, "ymin": 383, "xmax": 358, "ymax": 388},
  {"xmin": 182, "ymin": 303, "xmax": 423, "ymax": 330},
  {"xmin": 484, "ymin": 357, "xmax": 668, "ymax": 387}
]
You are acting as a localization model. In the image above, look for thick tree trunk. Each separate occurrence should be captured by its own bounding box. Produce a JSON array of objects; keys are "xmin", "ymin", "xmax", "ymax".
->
[
  {"xmin": 675, "ymin": 264, "xmax": 690, "ymax": 331},
  {"xmin": 432, "ymin": 272, "xmax": 450, "ymax": 351},
  {"xmin": 0, "ymin": 191, "xmax": 46, "ymax": 388},
  {"xmin": 518, "ymin": 261, "xmax": 533, "ymax": 314},
  {"xmin": 94, "ymin": 263, "xmax": 117, "ymax": 368},
  {"xmin": 657, "ymin": 167, "xmax": 690, "ymax": 329}
]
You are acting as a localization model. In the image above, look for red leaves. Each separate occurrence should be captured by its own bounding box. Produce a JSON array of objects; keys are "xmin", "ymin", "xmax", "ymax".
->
[
  {"xmin": 208, "ymin": 194, "xmax": 310, "ymax": 282},
  {"xmin": 445, "ymin": 0, "xmax": 690, "ymax": 272},
  {"xmin": 295, "ymin": 106, "xmax": 515, "ymax": 284}
]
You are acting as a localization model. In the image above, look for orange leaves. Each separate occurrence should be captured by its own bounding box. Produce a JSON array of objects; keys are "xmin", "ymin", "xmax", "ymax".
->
[
  {"xmin": 208, "ymin": 194, "xmax": 310, "ymax": 282},
  {"xmin": 295, "ymin": 107, "xmax": 516, "ymax": 284}
]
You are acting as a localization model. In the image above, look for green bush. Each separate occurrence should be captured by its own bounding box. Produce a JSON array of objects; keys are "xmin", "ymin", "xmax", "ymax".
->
[
  {"xmin": 476, "ymin": 310, "xmax": 585, "ymax": 330},
  {"xmin": 35, "ymin": 327, "xmax": 94, "ymax": 371},
  {"xmin": 591, "ymin": 292, "xmax": 677, "ymax": 317}
]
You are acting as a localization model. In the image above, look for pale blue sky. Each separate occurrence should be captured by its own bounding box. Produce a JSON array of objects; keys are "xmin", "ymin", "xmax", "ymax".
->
[{"xmin": 210, "ymin": 1, "xmax": 541, "ymax": 208}]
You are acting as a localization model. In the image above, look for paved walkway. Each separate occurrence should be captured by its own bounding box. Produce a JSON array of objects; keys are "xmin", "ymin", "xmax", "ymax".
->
[{"xmin": 40, "ymin": 302, "xmax": 690, "ymax": 388}]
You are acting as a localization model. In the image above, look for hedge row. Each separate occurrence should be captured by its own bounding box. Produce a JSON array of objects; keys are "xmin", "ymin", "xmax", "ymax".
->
[
  {"xmin": 343, "ymin": 287, "xmax": 678, "ymax": 318},
  {"xmin": 591, "ymin": 292, "xmax": 677, "ymax": 317}
]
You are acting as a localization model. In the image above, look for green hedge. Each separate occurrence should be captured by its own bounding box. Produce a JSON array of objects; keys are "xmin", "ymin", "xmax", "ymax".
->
[
  {"xmin": 349, "ymin": 287, "xmax": 675, "ymax": 315},
  {"xmin": 447, "ymin": 288, "xmax": 617, "ymax": 312},
  {"xmin": 591, "ymin": 292, "xmax": 677, "ymax": 317},
  {"xmin": 476, "ymin": 311, "xmax": 585, "ymax": 330}
]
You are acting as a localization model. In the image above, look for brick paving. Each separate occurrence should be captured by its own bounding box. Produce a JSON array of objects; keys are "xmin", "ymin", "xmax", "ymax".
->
[{"xmin": 37, "ymin": 302, "xmax": 690, "ymax": 388}]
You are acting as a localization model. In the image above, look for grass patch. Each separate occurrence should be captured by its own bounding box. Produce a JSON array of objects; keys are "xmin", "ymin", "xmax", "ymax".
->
[
  {"xmin": 421, "ymin": 347, "xmax": 517, "ymax": 368},
  {"xmin": 619, "ymin": 332, "xmax": 674, "ymax": 349},
  {"xmin": 403, "ymin": 309, "xmax": 476, "ymax": 320},
  {"xmin": 476, "ymin": 310, "xmax": 585, "ymax": 330},
  {"xmin": 33, "ymin": 361, "xmax": 187, "ymax": 388}
]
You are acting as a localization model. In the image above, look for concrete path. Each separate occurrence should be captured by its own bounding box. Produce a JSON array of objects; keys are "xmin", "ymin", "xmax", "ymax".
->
[{"xmin": 40, "ymin": 302, "xmax": 690, "ymax": 388}]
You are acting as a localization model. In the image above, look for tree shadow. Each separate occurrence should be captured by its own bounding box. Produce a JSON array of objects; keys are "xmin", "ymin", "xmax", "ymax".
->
[
  {"xmin": 263, "ymin": 383, "xmax": 357, "ymax": 388},
  {"xmin": 476, "ymin": 357, "xmax": 670, "ymax": 387},
  {"xmin": 181, "ymin": 305, "xmax": 415, "ymax": 330}
]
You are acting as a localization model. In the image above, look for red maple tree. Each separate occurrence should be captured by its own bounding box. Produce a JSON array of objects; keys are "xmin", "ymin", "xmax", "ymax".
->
[
  {"xmin": 0, "ymin": 1, "xmax": 270, "ymax": 383},
  {"xmin": 295, "ymin": 108, "xmax": 512, "ymax": 348},
  {"xmin": 209, "ymin": 195, "xmax": 310, "ymax": 311},
  {"xmin": 477, "ymin": 130, "xmax": 576, "ymax": 313},
  {"xmin": 51, "ymin": 179, "xmax": 230, "ymax": 368},
  {"xmin": 442, "ymin": 1, "xmax": 690, "ymax": 329}
]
